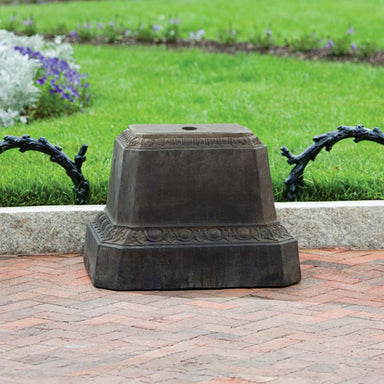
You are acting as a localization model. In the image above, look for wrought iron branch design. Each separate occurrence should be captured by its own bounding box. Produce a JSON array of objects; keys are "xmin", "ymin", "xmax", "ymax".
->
[
  {"xmin": 281, "ymin": 124, "xmax": 384, "ymax": 199},
  {"xmin": 0, "ymin": 135, "xmax": 89, "ymax": 204}
]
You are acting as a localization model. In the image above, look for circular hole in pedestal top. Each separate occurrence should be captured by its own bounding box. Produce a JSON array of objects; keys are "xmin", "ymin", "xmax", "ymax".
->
[{"xmin": 182, "ymin": 126, "xmax": 197, "ymax": 130}]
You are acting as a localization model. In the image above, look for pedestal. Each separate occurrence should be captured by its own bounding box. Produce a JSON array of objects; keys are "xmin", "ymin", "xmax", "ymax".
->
[{"xmin": 84, "ymin": 124, "xmax": 301, "ymax": 290}]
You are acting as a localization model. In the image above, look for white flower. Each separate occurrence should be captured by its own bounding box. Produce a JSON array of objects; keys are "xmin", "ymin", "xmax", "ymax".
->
[{"xmin": 189, "ymin": 29, "xmax": 206, "ymax": 42}]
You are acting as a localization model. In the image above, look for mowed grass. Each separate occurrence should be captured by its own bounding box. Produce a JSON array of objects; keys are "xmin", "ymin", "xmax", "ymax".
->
[
  {"xmin": 2, "ymin": 0, "xmax": 384, "ymax": 46},
  {"xmin": 2, "ymin": 44, "xmax": 384, "ymax": 206}
]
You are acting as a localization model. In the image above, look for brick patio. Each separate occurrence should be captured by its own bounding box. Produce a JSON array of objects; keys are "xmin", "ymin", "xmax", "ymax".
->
[{"xmin": 1, "ymin": 249, "xmax": 384, "ymax": 383}]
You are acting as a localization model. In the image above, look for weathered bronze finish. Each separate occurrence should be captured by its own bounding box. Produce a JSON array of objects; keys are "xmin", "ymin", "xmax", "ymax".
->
[{"xmin": 84, "ymin": 124, "xmax": 300, "ymax": 290}]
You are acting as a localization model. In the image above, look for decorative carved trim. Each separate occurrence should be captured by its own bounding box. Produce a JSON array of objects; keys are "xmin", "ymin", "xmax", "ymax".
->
[
  {"xmin": 92, "ymin": 212, "xmax": 294, "ymax": 246},
  {"xmin": 117, "ymin": 129, "xmax": 262, "ymax": 149}
]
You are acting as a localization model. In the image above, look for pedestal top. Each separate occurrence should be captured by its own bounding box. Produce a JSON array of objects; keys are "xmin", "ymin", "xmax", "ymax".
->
[
  {"xmin": 128, "ymin": 124, "xmax": 252, "ymax": 137},
  {"xmin": 119, "ymin": 124, "xmax": 262, "ymax": 150}
]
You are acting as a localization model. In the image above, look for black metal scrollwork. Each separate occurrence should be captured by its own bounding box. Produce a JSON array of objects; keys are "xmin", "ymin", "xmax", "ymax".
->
[
  {"xmin": 281, "ymin": 124, "xmax": 384, "ymax": 199},
  {"xmin": 0, "ymin": 135, "xmax": 89, "ymax": 204}
]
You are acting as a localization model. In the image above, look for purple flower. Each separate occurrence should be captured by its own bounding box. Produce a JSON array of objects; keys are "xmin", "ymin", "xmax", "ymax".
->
[
  {"xmin": 169, "ymin": 18, "xmax": 180, "ymax": 25},
  {"xmin": 325, "ymin": 39, "xmax": 335, "ymax": 49},
  {"xmin": 351, "ymin": 43, "xmax": 357, "ymax": 51},
  {"xmin": 72, "ymin": 89, "xmax": 80, "ymax": 98},
  {"xmin": 347, "ymin": 27, "xmax": 355, "ymax": 35},
  {"xmin": 70, "ymin": 30, "xmax": 79, "ymax": 39},
  {"xmin": 97, "ymin": 23, "xmax": 104, "ymax": 29},
  {"xmin": 14, "ymin": 46, "xmax": 42, "ymax": 60},
  {"xmin": 124, "ymin": 29, "xmax": 131, "ymax": 36},
  {"xmin": 16, "ymin": 46, "xmax": 89, "ymax": 106},
  {"xmin": 153, "ymin": 25, "xmax": 160, "ymax": 32},
  {"xmin": 266, "ymin": 29, "xmax": 272, "ymax": 35},
  {"xmin": 84, "ymin": 22, "xmax": 92, "ymax": 29},
  {"xmin": 10, "ymin": 16, "xmax": 16, "ymax": 22},
  {"xmin": 36, "ymin": 76, "xmax": 47, "ymax": 85},
  {"xmin": 108, "ymin": 21, "xmax": 115, "ymax": 27},
  {"xmin": 22, "ymin": 19, "xmax": 34, "ymax": 26}
]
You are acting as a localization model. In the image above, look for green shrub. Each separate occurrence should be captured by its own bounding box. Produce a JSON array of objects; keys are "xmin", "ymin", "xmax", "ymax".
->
[
  {"xmin": 289, "ymin": 32, "xmax": 322, "ymax": 52},
  {"xmin": 217, "ymin": 23, "xmax": 238, "ymax": 45},
  {"xmin": 250, "ymin": 28, "xmax": 274, "ymax": 49}
]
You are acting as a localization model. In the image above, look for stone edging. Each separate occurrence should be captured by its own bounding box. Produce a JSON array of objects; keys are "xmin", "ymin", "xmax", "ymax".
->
[{"xmin": 0, "ymin": 201, "xmax": 383, "ymax": 255}]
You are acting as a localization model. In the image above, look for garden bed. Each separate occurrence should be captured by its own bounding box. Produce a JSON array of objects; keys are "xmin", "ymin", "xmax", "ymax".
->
[
  {"xmin": 72, "ymin": 37, "xmax": 384, "ymax": 67},
  {"xmin": 1, "ymin": 0, "xmax": 383, "ymax": 48}
]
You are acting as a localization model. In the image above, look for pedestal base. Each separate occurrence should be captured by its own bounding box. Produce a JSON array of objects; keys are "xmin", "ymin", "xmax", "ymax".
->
[
  {"xmin": 83, "ymin": 124, "xmax": 301, "ymax": 290},
  {"xmin": 84, "ymin": 218, "xmax": 301, "ymax": 290}
]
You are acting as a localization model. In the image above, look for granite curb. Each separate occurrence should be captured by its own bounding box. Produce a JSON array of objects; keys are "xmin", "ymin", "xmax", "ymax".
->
[{"xmin": 0, "ymin": 201, "xmax": 383, "ymax": 254}]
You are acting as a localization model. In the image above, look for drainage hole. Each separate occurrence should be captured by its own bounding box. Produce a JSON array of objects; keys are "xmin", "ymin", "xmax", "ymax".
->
[{"xmin": 182, "ymin": 126, "xmax": 197, "ymax": 131}]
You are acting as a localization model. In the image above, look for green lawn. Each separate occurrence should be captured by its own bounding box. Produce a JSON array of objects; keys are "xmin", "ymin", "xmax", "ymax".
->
[
  {"xmin": 2, "ymin": 44, "xmax": 384, "ymax": 206},
  {"xmin": 2, "ymin": 0, "xmax": 384, "ymax": 46}
]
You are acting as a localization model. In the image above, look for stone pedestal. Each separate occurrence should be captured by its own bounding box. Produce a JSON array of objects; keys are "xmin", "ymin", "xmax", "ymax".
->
[{"xmin": 84, "ymin": 124, "xmax": 301, "ymax": 290}]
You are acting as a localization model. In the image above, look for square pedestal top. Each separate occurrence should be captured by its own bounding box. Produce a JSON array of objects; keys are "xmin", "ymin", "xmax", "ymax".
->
[{"xmin": 128, "ymin": 124, "xmax": 253, "ymax": 137}]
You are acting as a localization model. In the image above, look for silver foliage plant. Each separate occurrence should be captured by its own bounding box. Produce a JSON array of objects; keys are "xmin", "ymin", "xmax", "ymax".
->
[
  {"xmin": 0, "ymin": 30, "xmax": 79, "ymax": 128},
  {"xmin": 0, "ymin": 45, "xmax": 40, "ymax": 126}
]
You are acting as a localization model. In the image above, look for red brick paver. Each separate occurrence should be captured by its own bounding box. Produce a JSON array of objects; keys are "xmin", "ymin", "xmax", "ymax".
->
[{"xmin": 1, "ymin": 249, "xmax": 384, "ymax": 383}]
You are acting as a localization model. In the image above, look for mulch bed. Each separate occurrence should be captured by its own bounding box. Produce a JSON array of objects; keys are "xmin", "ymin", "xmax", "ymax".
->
[{"xmin": 58, "ymin": 35, "xmax": 384, "ymax": 66}]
